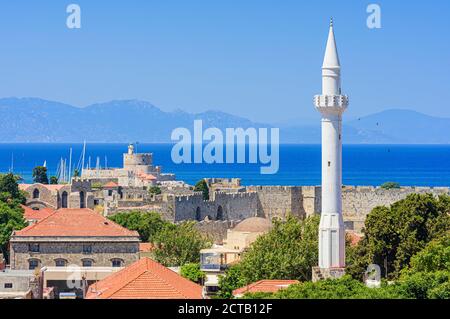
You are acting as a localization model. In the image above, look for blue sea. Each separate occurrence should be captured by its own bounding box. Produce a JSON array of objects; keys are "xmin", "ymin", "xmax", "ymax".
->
[{"xmin": 1, "ymin": 144, "xmax": 450, "ymax": 187}]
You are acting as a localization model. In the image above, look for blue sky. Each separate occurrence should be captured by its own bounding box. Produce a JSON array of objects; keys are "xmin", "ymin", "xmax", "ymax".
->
[{"xmin": 0, "ymin": 0, "xmax": 449, "ymax": 123}]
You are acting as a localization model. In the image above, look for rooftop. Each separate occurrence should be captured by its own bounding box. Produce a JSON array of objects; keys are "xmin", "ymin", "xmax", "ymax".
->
[
  {"xmin": 232, "ymin": 217, "xmax": 272, "ymax": 233},
  {"xmin": 21, "ymin": 205, "xmax": 55, "ymax": 222},
  {"xmin": 85, "ymin": 257, "xmax": 203, "ymax": 299},
  {"xmin": 13, "ymin": 208, "xmax": 139, "ymax": 238},
  {"xmin": 233, "ymin": 280, "xmax": 299, "ymax": 297}
]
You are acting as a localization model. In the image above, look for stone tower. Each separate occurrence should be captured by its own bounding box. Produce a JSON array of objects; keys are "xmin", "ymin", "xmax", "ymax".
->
[{"xmin": 313, "ymin": 19, "xmax": 349, "ymax": 279}]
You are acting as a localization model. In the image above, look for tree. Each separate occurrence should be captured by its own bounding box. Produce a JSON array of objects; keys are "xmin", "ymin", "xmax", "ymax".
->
[
  {"xmin": 238, "ymin": 215, "xmax": 320, "ymax": 283},
  {"xmin": 395, "ymin": 235, "xmax": 450, "ymax": 299},
  {"xmin": 49, "ymin": 176, "xmax": 59, "ymax": 185},
  {"xmin": 180, "ymin": 263, "xmax": 205, "ymax": 284},
  {"xmin": 0, "ymin": 173, "xmax": 26, "ymax": 204},
  {"xmin": 148, "ymin": 186, "xmax": 162, "ymax": 195},
  {"xmin": 109, "ymin": 211, "xmax": 168, "ymax": 242},
  {"xmin": 380, "ymin": 182, "xmax": 400, "ymax": 190},
  {"xmin": 153, "ymin": 221, "xmax": 211, "ymax": 267},
  {"xmin": 194, "ymin": 180, "xmax": 209, "ymax": 200},
  {"xmin": 73, "ymin": 169, "xmax": 80, "ymax": 178},
  {"xmin": 347, "ymin": 194, "xmax": 450, "ymax": 279},
  {"xmin": 0, "ymin": 174, "xmax": 27, "ymax": 262},
  {"xmin": 32, "ymin": 166, "xmax": 49, "ymax": 184},
  {"xmin": 217, "ymin": 264, "xmax": 246, "ymax": 299},
  {"xmin": 247, "ymin": 275, "xmax": 403, "ymax": 299}
]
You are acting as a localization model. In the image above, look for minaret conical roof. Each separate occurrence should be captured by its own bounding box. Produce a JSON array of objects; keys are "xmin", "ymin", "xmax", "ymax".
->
[{"xmin": 322, "ymin": 18, "xmax": 341, "ymax": 69}]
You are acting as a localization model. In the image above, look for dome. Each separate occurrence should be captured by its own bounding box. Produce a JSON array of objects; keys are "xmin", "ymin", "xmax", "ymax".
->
[{"xmin": 233, "ymin": 217, "xmax": 272, "ymax": 233}]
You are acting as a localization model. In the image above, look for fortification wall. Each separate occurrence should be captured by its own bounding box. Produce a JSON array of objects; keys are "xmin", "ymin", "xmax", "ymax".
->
[
  {"xmin": 173, "ymin": 192, "xmax": 258, "ymax": 222},
  {"xmin": 247, "ymin": 186, "xmax": 305, "ymax": 220},
  {"xmin": 342, "ymin": 186, "xmax": 450, "ymax": 231}
]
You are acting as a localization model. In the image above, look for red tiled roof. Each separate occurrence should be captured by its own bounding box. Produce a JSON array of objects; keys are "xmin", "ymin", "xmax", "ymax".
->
[
  {"xmin": 14, "ymin": 208, "xmax": 139, "ymax": 238},
  {"xmin": 139, "ymin": 243, "xmax": 155, "ymax": 252},
  {"xmin": 86, "ymin": 258, "xmax": 203, "ymax": 299},
  {"xmin": 21, "ymin": 205, "xmax": 55, "ymax": 222},
  {"xmin": 103, "ymin": 181, "xmax": 119, "ymax": 188},
  {"xmin": 233, "ymin": 280, "xmax": 299, "ymax": 297},
  {"xmin": 137, "ymin": 173, "xmax": 157, "ymax": 181}
]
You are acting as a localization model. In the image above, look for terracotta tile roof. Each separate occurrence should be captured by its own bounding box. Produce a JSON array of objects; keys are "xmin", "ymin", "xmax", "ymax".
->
[
  {"xmin": 86, "ymin": 258, "xmax": 203, "ymax": 299},
  {"xmin": 14, "ymin": 208, "xmax": 139, "ymax": 238},
  {"xmin": 137, "ymin": 173, "xmax": 157, "ymax": 181},
  {"xmin": 21, "ymin": 205, "xmax": 55, "ymax": 222},
  {"xmin": 139, "ymin": 243, "xmax": 155, "ymax": 252},
  {"xmin": 233, "ymin": 280, "xmax": 299, "ymax": 297},
  {"xmin": 103, "ymin": 181, "xmax": 119, "ymax": 188}
]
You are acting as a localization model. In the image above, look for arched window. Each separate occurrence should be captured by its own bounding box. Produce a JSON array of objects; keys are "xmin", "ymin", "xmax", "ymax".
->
[
  {"xmin": 33, "ymin": 189, "xmax": 40, "ymax": 199},
  {"xmin": 28, "ymin": 259, "xmax": 40, "ymax": 270},
  {"xmin": 79, "ymin": 191, "xmax": 85, "ymax": 209},
  {"xmin": 195, "ymin": 207, "xmax": 201, "ymax": 221},
  {"xmin": 216, "ymin": 206, "xmax": 224, "ymax": 220},
  {"xmin": 55, "ymin": 259, "xmax": 67, "ymax": 267},
  {"xmin": 81, "ymin": 259, "xmax": 94, "ymax": 267},
  {"xmin": 61, "ymin": 191, "xmax": 68, "ymax": 208},
  {"xmin": 111, "ymin": 258, "xmax": 124, "ymax": 268}
]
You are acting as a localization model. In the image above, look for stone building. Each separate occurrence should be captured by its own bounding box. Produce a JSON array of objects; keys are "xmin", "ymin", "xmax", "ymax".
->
[
  {"xmin": 19, "ymin": 179, "xmax": 94, "ymax": 210},
  {"xmin": 82, "ymin": 144, "xmax": 175, "ymax": 187},
  {"xmin": 9, "ymin": 208, "xmax": 140, "ymax": 271}
]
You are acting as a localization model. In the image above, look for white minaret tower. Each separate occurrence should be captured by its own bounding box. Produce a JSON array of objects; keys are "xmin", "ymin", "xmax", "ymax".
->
[{"xmin": 314, "ymin": 19, "xmax": 348, "ymax": 272}]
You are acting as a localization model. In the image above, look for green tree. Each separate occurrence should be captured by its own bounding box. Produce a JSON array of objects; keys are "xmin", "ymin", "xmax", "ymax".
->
[
  {"xmin": 348, "ymin": 194, "xmax": 450, "ymax": 279},
  {"xmin": 380, "ymin": 182, "xmax": 401, "ymax": 190},
  {"xmin": 109, "ymin": 211, "xmax": 168, "ymax": 242},
  {"xmin": 32, "ymin": 166, "xmax": 49, "ymax": 184},
  {"xmin": 73, "ymin": 169, "xmax": 80, "ymax": 178},
  {"xmin": 180, "ymin": 263, "xmax": 205, "ymax": 284},
  {"xmin": 148, "ymin": 186, "xmax": 162, "ymax": 195},
  {"xmin": 49, "ymin": 176, "xmax": 59, "ymax": 185},
  {"xmin": 239, "ymin": 215, "xmax": 320, "ymax": 283},
  {"xmin": 0, "ymin": 173, "xmax": 26, "ymax": 204},
  {"xmin": 217, "ymin": 264, "xmax": 247, "ymax": 299},
  {"xmin": 255, "ymin": 276, "xmax": 403, "ymax": 299},
  {"xmin": 0, "ymin": 174, "xmax": 27, "ymax": 262},
  {"xmin": 194, "ymin": 180, "xmax": 209, "ymax": 200},
  {"xmin": 153, "ymin": 221, "xmax": 211, "ymax": 267}
]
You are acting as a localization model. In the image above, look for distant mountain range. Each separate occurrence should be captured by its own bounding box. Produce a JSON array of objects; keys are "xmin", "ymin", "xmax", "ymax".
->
[{"xmin": 1, "ymin": 97, "xmax": 449, "ymax": 144}]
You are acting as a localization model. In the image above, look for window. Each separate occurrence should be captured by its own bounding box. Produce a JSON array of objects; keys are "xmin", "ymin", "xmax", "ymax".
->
[
  {"xmin": 4, "ymin": 283, "xmax": 13, "ymax": 289},
  {"xmin": 55, "ymin": 259, "xmax": 67, "ymax": 267},
  {"xmin": 33, "ymin": 189, "xmax": 40, "ymax": 199},
  {"xmin": 80, "ymin": 191, "xmax": 86, "ymax": 208},
  {"xmin": 82, "ymin": 245, "xmax": 92, "ymax": 254},
  {"xmin": 82, "ymin": 259, "xmax": 93, "ymax": 267},
  {"xmin": 108, "ymin": 190, "xmax": 113, "ymax": 196},
  {"xmin": 29, "ymin": 259, "xmax": 39, "ymax": 270},
  {"xmin": 29, "ymin": 244, "xmax": 40, "ymax": 253},
  {"xmin": 111, "ymin": 259, "xmax": 123, "ymax": 268}
]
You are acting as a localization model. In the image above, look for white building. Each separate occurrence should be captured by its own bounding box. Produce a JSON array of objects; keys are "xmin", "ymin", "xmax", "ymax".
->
[{"xmin": 313, "ymin": 19, "xmax": 349, "ymax": 280}]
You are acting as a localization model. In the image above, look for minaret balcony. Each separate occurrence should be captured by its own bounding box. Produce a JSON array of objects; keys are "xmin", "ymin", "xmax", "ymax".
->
[{"xmin": 314, "ymin": 95, "xmax": 349, "ymax": 114}]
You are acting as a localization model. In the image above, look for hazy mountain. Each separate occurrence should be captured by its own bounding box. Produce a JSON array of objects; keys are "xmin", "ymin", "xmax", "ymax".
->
[{"xmin": 0, "ymin": 98, "xmax": 449, "ymax": 144}]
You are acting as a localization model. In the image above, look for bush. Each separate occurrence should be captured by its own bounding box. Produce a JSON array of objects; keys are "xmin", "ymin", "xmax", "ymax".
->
[
  {"xmin": 180, "ymin": 263, "xmax": 205, "ymax": 284},
  {"xmin": 380, "ymin": 182, "xmax": 400, "ymax": 190}
]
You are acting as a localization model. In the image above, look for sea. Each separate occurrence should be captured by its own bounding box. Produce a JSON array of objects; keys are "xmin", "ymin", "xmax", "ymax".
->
[{"xmin": 1, "ymin": 143, "xmax": 450, "ymax": 187}]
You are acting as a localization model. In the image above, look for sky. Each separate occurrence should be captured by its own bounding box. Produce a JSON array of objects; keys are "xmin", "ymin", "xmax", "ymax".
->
[{"xmin": 0, "ymin": 0, "xmax": 449, "ymax": 123}]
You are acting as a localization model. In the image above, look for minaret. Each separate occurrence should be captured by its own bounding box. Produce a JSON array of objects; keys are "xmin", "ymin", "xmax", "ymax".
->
[{"xmin": 314, "ymin": 19, "xmax": 349, "ymax": 273}]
